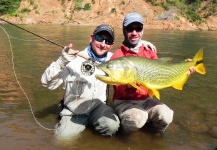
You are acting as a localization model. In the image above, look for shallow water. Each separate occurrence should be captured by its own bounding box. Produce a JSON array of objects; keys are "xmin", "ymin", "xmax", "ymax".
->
[{"xmin": 0, "ymin": 24, "xmax": 216, "ymax": 150}]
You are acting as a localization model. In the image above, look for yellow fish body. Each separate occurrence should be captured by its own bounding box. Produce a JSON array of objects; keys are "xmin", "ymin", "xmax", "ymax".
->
[{"xmin": 95, "ymin": 48, "xmax": 206, "ymax": 99}]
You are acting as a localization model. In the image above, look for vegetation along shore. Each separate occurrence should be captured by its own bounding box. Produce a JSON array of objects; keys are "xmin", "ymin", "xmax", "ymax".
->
[{"xmin": 0, "ymin": 0, "xmax": 217, "ymax": 31}]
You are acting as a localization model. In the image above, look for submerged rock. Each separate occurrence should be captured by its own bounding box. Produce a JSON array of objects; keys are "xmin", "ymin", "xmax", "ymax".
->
[{"xmin": 207, "ymin": 127, "xmax": 217, "ymax": 139}]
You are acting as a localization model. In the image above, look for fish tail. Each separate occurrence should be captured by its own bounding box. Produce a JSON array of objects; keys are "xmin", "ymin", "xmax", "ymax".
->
[
  {"xmin": 193, "ymin": 48, "xmax": 206, "ymax": 75},
  {"xmin": 148, "ymin": 89, "xmax": 160, "ymax": 100}
]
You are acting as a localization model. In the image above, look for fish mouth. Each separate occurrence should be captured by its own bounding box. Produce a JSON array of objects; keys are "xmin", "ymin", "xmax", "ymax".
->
[
  {"xmin": 99, "ymin": 70, "xmax": 110, "ymax": 77},
  {"xmin": 96, "ymin": 68, "xmax": 113, "ymax": 81}
]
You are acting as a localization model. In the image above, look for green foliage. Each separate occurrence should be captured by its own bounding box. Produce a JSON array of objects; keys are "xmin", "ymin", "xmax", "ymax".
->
[
  {"xmin": 29, "ymin": 0, "xmax": 34, "ymax": 5},
  {"xmin": 0, "ymin": 0, "xmax": 21, "ymax": 16},
  {"xmin": 120, "ymin": 1, "xmax": 125, "ymax": 5},
  {"xmin": 148, "ymin": 0, "xmax": 217, "ymax": 24},
  {"xmin": 73, "ymin": 0, "xmax": 92, "ymax": 11},
  {"xmin": 110, "ymin": 8, "xmax": 116, "ymax": 13},
  {"xmin": 84, "ymin": 3, "xmax": 91, "ymax": 11},
  {"xmin": 74, "ymin": 0, "xmax": 83, "ymax": 11},
  {"xmin": 20, "ymin": 7, "xmax": 31, "ymax": 13},
  {"xmin": 187, "ymin": 13, "xmax": 203, "ymax": 24}
]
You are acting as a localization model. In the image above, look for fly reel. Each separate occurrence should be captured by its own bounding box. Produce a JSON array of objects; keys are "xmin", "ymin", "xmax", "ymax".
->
[{"xmin": 81, "ymin": 60, "xmax": 96, "ymax": 76}]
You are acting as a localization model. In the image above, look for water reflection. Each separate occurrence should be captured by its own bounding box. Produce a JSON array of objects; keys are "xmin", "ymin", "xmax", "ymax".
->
[{"xmin": 0, "ymin": 24, "xmax": 216, "ymax": 150}]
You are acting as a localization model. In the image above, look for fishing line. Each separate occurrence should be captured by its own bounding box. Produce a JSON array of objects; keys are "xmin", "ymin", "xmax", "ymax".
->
[
  {"xmin": 0, "ymin": 18, "xmax": 99, "ymax": 76},
  {"xmin": 0, "ymin": 18, "xmax": 64, "ymax": 48},
  {"xmin": 0, "ymin": 18, "xmax": 96, "ymax": 135},
  {"xmin": 8, "ymin": 34, "xmax": 43, "ymax": 41},
  {"xmin": 0, "ymin": 24, "xmax": 84, "ymax": 138},
  {"xmin": 0, "ymin": 25, "xmax": 56, "ymax": 131}
]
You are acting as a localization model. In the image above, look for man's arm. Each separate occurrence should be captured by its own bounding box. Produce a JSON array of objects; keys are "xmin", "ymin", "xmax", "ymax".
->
[{"xmin": 41, "ymin": 44, "xmax": 79, "ymax": 89}]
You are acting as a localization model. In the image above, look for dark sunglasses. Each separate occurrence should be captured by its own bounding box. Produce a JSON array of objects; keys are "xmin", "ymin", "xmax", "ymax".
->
[
  {"xmin": 125, "ymin": 25, "xmax": 143, "ymax": 32},
  {"xmin": 94, "ymin": 34, "xmax": 114, "ymax": 45}
]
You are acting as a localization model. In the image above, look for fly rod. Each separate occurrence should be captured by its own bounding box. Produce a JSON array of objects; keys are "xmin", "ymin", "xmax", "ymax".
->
[{"xmin": 0, "ymin": 18, "xmax": 90, "ymax": 60}]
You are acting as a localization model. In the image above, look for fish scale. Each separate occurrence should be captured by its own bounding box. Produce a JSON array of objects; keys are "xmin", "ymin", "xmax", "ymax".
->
[{"xmin": 130, "ymin": 59, "xmax": 192, "ymax": 87}]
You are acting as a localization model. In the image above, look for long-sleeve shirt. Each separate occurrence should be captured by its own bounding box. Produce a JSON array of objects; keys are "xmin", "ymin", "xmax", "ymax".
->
[{"xmin": 41, "ymin": 47, "xmax": 113, "ymax": 114}]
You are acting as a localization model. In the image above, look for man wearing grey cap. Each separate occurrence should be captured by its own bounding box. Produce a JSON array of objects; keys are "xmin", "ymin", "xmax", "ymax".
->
[
  {"xmin": 110, "ymin": 12, "xmax": 174, "ymax": 134},
  {"xmin": 41, "ymin": 24, "xmax": 120, "ymax": 139},
  {"xmin": 111, "ymin": 12, "xmax": 195, "ymax": 135}
]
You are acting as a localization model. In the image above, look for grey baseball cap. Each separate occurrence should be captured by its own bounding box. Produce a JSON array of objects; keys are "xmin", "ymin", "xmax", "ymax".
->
[
  {"xmin": 93, "ymin": 24, "xmax": 115, "ymax": 39},
  {"xmin": 123, "ymin": 12, "xmax": 144, "ymax": 27}
]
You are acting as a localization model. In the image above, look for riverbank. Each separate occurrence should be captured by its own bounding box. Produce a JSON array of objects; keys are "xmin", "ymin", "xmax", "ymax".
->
[{"xmin": 1, "ymin": 0, "xmax": 217, "ymax": 31}]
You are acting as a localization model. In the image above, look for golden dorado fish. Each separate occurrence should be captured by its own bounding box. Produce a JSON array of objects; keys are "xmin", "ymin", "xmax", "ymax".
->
[{"xmin": 95, "ymin": 48, "xmax": 206, "ymax": 99}]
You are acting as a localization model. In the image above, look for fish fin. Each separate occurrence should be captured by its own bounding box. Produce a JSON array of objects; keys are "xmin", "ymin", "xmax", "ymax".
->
[
  {"xmin": 193, "ymin": 48, "xmax": 206, "ymax": 75},
  {"xmin": 172, "ymin": 75, "xmax": 189, "ymax": 90},
  {"xmin": 148, "ymin": 90, "xmax": 154, "ymax": 98},
  {"xmin": 148, "ymin": 89, "xmax": 160, "ymax": 100},
  {"xmin": 196, "ymin": 63, "xmax": 206, "ymax": 75},
  {"xmin": 130, "ymin": 82, "xmax": 141, "ymax": 90},
  {"xmin": 124, "ymin": 69, "xmax": 136, "ymax": 83},
  {"xmin": 124, "ymin": 69, "xmax": 133, "ymax": 78}
]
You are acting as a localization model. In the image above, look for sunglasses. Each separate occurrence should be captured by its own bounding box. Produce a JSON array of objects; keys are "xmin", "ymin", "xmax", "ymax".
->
[
  {"xmin": 94, "ymin": 34, "xmax": 114, "ymax": 45},
  {"xmin": 125, "ymin": 25, "xmax": 143, "ymax": 32}
]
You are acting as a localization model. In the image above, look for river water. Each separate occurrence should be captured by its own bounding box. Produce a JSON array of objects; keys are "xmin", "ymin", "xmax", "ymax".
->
[{"xmin": 0, "ymin": 24, "xmax": 216, "ymax": 150}]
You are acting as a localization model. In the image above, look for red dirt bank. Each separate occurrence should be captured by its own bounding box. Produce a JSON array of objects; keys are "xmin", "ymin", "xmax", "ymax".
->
[{"xmin": 1, "ymin": 0, "xmax": 217, "ymax": 31}]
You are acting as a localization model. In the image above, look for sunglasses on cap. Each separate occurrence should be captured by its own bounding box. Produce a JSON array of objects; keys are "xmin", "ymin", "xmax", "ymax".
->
[
  {"xmin": 125, "ymin": 25, "xmax": 143, "ymax": 32},
  {"xmin": 94, "ymin": 34, "xmax": 114, "ymax": 45}
]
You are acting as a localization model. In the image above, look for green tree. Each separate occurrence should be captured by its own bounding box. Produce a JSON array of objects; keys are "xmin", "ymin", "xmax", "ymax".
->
[{"xmin": 0, "ymin": 0, "xmax": 21, "ymax": 16}]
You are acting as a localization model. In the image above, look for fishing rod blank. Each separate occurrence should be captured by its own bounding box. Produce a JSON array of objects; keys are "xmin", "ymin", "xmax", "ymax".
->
[
  {"xmin": 0, "ymin": 18, "xmax": 64, "ymax": 48},
  {"xmin": 0, "ymin": 18, "xmax": 98, "ymax": 75},
  {"xmin": 0, "ymin": 18, "xmax": 91, "ymax": 60}
]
